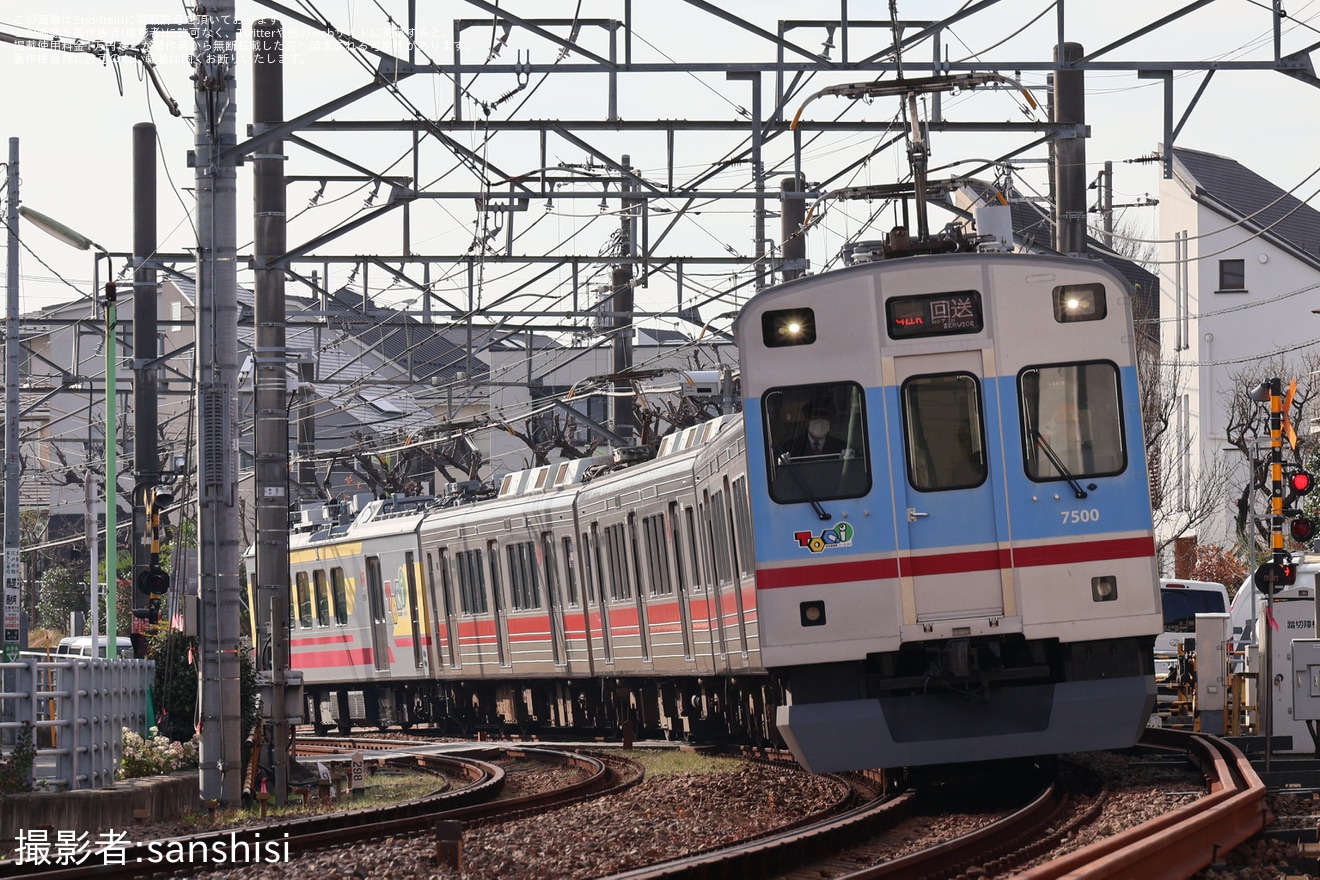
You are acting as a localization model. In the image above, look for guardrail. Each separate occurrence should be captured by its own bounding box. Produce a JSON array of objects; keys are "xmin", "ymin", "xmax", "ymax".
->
[{"xmin": 0, "ymin": 655, "xmax": 155, "ymax": 790}]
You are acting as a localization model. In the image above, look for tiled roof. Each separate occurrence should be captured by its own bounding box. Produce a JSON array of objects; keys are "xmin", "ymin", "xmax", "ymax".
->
[{"xmin": 1173, "ymin": 146, "xmax": 1320, "ymax": 271}]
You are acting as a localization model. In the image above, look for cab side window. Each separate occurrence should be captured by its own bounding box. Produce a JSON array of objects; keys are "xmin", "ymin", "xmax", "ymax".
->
[{"xmin": 763, "ymin": 381, "xmax": 870, "ymax": 503}]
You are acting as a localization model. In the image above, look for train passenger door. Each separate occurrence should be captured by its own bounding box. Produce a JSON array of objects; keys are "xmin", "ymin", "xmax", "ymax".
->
[
  {"xmin": 364, "ymin": 556, "xmax": 392, "ymax": 671},
  {"xmin": 668, "ymin": 502, "xmax": 695, "ymax": 660},
  {"xmin": 699, "ymin": 492, "xmax": 729, "ymax": 658},
  {"xmin": 487, "ymin": 540, "xmax": 511, "ymax": 667},
  {"xmin": 587, "ymin": 524, "xmax": 614, "ymax": 663},
  {"xmin": 892, "ymin": 351, "xmax": 1008, "ymax": 627},
  {"xmin": 404, "ymin": 551, "xmax": 424, "ymax": 668},
  {"xmin": 426, "ymin": 550, "xmax": 458, "ymax": 668},
  {"xmin": 541, "ymin": 533, "xmax": 566, "ymax": 665}
]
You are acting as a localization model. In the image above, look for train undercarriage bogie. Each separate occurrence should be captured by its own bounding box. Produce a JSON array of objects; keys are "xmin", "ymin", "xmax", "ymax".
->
[{"xmin": 297, "ymin": 674, "xmax": 783, "ymax": 748}]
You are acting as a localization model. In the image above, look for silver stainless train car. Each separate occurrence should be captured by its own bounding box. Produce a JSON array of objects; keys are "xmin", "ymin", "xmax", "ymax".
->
[{"xmin": 248, "ymin": 246, "xmax": 1161, "ymax": 772}]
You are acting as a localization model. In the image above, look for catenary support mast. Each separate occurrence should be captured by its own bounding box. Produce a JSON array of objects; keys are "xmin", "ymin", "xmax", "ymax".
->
[
  {"xmin": 194, "ymin": 1, "xmax": 243, "ymax": 805},
  {"xmin": 252, "ymin": 18, "xmax": 292, "ymax": 805}
]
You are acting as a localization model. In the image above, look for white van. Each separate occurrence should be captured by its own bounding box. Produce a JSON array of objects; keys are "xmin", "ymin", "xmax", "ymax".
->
[
  {"xmin": 1155, "ymin": 579, "xmax": 1230, "ymax": 680},
  {"xmin": 1227, "ymin": 555, "xmax": 1318, "ymax": 652},
  {"xmin": 55, "ymin": 635, "xmax": 135, "ymax": 659}
]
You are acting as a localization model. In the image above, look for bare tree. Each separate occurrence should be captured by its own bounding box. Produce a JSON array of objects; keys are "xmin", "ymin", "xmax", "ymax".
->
[{"xmin": 1142, "ymin": 345, "xmax": 1235, "ymax": 566}]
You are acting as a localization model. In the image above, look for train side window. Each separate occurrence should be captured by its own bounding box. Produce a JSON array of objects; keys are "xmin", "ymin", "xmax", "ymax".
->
[
  {"xmin": 331, "ymin": 567, "xmax": 348, "ymax": 625},
  {"xmin": 562, "ymin": 537, "xmax": 579, "ymax": 607},
  {"xmin": 902, "ymin": 372, "xmax": 988, "ymax": 491},
  {"xmin": 456, "ymin": 549, "xmax": 489, "ymax": 615},
  {"xmin": 507, "ymin": 541, "xmax": 541, "ymax": 610},
  {"xmin": 764, "ymin": 381, "xmax": 871, "ymax": 503},
  {"xmin": 313, "ymin": 570, "xmax": 330, "ymax": 627},
  {"xmin": 603, "ymin": 523, "xmax": 633, "ymax": 601},
  {"xmin": 295, "ymin": 571, "xmax": 313, "ymax": 628},
  {"xmin": 1020, "ymin": 361, "xmax": 1126, "ymax": 480},
  {"xmin": 643, "ymin": 514, "xmax": 673, "ymax": 595},
  {"xmin": 1052, "ymin": 283, "xmax": 1106, "ymax": 323}
]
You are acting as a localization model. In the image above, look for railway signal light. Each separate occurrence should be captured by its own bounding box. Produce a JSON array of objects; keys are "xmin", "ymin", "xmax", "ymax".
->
[
  {"xmin": 1286, "ymin": 469, "xmax": 1314, "ymax": 505},
  {"xmin": 1292, "ymin": 516, "xmax": 1316, "ymax": 544},
  {"xmin": 1255, "ymin": 561, "xmax": 1288, "ymax": 589},
  {"xmin": 136, "ymin": 565, "xmax": 169, "ymax": 598}
]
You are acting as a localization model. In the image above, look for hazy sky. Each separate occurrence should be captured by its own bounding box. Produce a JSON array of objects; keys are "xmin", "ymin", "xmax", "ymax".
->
[{"xmin": 3, "ymin": 0, "xmax": 1319, "ymax": 316}]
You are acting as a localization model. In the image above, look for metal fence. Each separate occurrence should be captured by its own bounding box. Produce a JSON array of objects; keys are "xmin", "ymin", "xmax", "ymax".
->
[{"xmin": 0, "ymin": 654, "xmax": 155, "ymax": 790}]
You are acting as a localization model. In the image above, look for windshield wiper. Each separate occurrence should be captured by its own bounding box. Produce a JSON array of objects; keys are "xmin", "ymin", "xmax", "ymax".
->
[
  {"xmin": 777, "ymin": 452, "xmax": 832, "ymax": 520},
  {"xmin": 1030, "ymin": 430, "xmax": 1089, "ymax": 499}
]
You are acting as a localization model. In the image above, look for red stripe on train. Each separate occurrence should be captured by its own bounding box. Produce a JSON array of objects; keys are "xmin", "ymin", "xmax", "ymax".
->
[
  {"xmin": 755, "ymin": 536, "xmax": 1155, "ymax": 589},
  {"xmin": 294, "ymin": 647, "xmax": 374, "ymax": 668},
  {"xmin": 290, "ymin": 634, "xmax": 355, "ymax": 647}
]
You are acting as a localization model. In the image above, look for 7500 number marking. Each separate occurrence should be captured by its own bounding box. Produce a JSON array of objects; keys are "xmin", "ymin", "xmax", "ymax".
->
[{"xmin": 1061, "ymin": 509, "xmax": 1100, "ymax": 524}]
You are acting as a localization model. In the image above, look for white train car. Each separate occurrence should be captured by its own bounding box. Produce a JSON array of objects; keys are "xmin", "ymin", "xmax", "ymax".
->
[{"xmin": 739, "ymin": 250, "xmax": 1162, "ymax": 771}]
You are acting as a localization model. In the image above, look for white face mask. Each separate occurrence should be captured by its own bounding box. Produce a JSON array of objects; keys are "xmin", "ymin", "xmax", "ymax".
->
[{"xmin": 807, "ymin": 418, "xmax": 831, "ymax": 440}]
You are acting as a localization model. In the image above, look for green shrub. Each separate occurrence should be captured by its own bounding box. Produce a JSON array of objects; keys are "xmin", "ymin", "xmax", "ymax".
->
[{"xmin": 0, "ymin": 722, "xmax": 36, "ymax": 794}]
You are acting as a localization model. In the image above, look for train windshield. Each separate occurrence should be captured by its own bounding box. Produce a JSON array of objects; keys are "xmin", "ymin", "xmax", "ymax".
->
[
  {"xmin": 901, "ymin": 372, "xmax": 988, "ymax": 491},
  {"xmin": 763, "ymin": 382, "xmax": 870, "ymax": 503},
  {"xmin": 1019, "ymin": 361, "xmax": 1126, "ymax": 481}
]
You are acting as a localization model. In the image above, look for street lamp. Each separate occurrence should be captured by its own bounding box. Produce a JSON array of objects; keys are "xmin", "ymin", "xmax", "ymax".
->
[{"xmin": 18, "ymin": 206, "xmax": 121, "ymax": 659}]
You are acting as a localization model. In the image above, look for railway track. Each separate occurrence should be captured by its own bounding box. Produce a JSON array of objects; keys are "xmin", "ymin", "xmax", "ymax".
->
[
  {"xmin": 0, "ymin": 731, "xmax": 1271, "ymax": 879},
  {"xmin": 597, "ymin": 729, "xmax": 1270, "ymax": 880},
  {"xmin": 1013, "ymin": 728, "xmax": 1272, "ymax": 879},
  {"xmin": 1, "ymin": 744, "xmax": 631, "ymax": 880}
]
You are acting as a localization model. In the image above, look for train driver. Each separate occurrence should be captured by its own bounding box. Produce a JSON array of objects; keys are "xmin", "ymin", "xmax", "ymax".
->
[{"xmin": 786, "ymin": 401, "xmax": 854, "ymax": 459}]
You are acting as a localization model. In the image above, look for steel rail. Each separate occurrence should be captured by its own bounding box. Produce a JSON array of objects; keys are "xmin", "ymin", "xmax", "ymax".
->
[{"xmin": 1014, "ymin": 728, "xmax": 1272, "ymax": 879}]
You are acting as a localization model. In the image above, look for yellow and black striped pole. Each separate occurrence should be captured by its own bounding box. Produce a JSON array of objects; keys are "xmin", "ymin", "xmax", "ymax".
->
[{"xmin": 1271, "ymin": 376, "xmax": 1285, "ymax": 572}]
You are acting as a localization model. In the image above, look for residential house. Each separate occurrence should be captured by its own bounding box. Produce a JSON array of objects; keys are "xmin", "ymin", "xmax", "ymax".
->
[{"xmin": 1158, "ymin": 146, "xmax": 1320, "ymax": 553}]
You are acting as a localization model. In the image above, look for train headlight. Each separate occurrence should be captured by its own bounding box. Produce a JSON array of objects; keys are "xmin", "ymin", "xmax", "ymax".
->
[
  {"xmin": 799, "ymin": 600, "xmax": 827, "ymax": 627},
  {"xmin": 1090, "ymin": 575, "xmax": 1118, "ymax": 602},
  {"xmin": 762, "ymin": 308, "xmax": 816, "ymax": 347},
  {"xmin": 1052, "ymin": 283, "xmax": 1107, "ymax": 323}
]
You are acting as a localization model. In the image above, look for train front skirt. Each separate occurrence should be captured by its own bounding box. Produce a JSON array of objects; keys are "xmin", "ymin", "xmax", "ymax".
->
[{"xmin": 777, "ymin": 673, "xmax": 1156, "ymax": 772}]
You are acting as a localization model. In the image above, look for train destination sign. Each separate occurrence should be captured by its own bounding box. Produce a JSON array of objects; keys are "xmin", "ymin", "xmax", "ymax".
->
[{"xmin": 886, "ymin": 290, "xmax": 983, "ymax": 339}]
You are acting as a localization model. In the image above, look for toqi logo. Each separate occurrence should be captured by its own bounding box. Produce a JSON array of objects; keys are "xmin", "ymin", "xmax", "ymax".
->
[{"xmin": 794, "ymin": 522, "xmax": 855, "ymax": 553}]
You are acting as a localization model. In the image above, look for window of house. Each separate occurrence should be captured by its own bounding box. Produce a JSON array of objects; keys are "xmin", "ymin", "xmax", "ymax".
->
[{"xmin": 1218, "ymin": 259, "xmax": 1246, "ymax": 291}]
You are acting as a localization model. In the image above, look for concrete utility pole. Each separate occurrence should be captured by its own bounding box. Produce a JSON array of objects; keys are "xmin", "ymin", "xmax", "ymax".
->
[
  {"xmin": 132, "ymin": 122, "xmax": 159, "ymax": 591},
  {"xmin": 4, "ymin": 139, "xmax": 21, "ymax": 663},
  {"xmin": 193, "ymin": 0, "xmax": 243, "ymax": 805},
  {"xmin": 1053, "ymin": 41, "xmax": 1088, "ymax": 256},
  {"xmin": 252, "ymin": 18, "xmax": 292, "ymax": 805},
  {"xmin": 611, "ymin": 154, "xmax": 635, "ymax": 445},
  {"xmin": 779, "ymin": 175, "xmax": 808, "ymax": 284}
]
